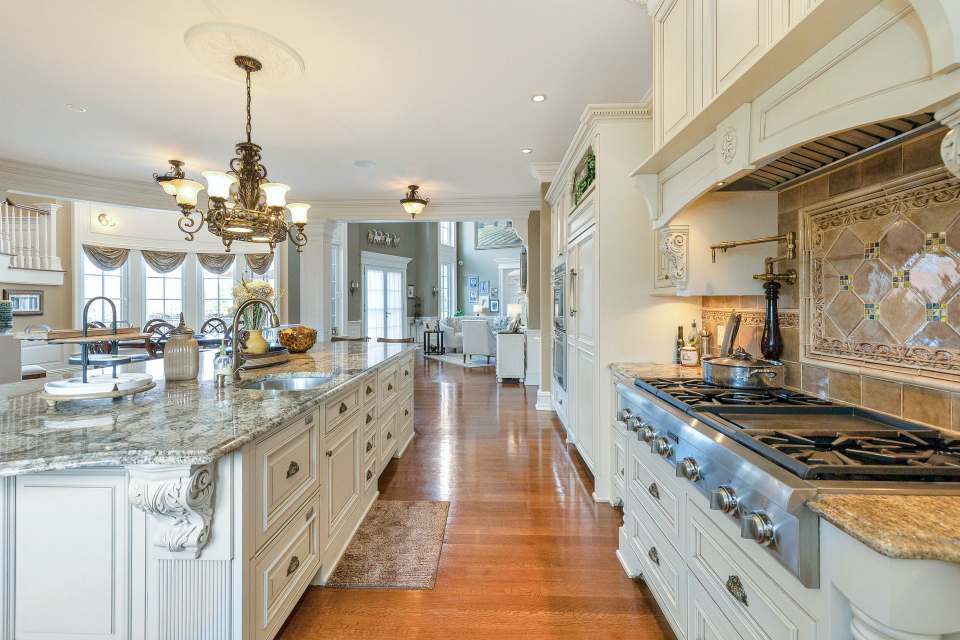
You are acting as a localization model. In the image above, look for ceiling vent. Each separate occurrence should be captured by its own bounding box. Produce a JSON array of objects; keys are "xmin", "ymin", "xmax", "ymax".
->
[{"xmin": 735, "ymin": 113, "xmax": 940, "ymax": 191}]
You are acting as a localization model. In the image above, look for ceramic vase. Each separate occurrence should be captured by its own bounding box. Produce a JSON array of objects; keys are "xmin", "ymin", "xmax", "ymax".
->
[{"xmin": 245, "ymin": 329, "xmax": 269, "ymax": 355}]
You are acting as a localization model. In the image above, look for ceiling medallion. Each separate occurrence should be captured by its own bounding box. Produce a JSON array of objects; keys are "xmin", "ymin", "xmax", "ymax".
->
[
  {"xmin": 400, "ymin": 185, "xmax": 430, "ymax": 219},
  {"xmin": 153, "ymin": 55, "xmax": 308, "ymax": 253}
]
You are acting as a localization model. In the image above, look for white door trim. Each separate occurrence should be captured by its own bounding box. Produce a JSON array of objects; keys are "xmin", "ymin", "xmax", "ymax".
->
[{"xmin": 360, "ymin": 251, "xmax": 411, "ymax": 339}]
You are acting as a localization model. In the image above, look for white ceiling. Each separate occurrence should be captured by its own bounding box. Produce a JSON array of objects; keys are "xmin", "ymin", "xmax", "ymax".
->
[{"xmin": 0, "ymin": 1, "xmax": 652, "ymax": 202}]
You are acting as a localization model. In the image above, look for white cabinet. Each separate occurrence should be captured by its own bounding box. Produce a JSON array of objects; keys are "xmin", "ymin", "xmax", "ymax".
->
[
  {"xmin": 496, "ymin": 333, "xmax": 526, "ymax": 382},
  {"xmin": 568, "ymin": 224, "xmax": 598, "ymax": 472},
  {"xmin": 654, "ymin": 0, "xmax": 696, "ymax": 147},
  {"xmin": 689, "ymin": 573, "xmax": 745, "ymax": 640},
  {"xmin": 325, "ymin": 413, "xmax": 362, "ymax": 540}
]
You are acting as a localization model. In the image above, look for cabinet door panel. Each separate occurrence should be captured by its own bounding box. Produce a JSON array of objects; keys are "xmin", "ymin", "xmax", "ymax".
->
[
  {"xmin": 574, "ymin": 230, "xmax": 595, "ymax": 347},
  {"xmin": 689, "ymin": 573, "xmax": 745, "ymax": 640},
  {"xmin": 576, "ymin": 347, "xmax": 596, "ymax": 471},
  {"xmin": 657, "ymin": 0, "xmax": 694, "ymax": 141},
  {"xmin": 325, "ymin": 416, "xmax": 361, "ymax": 538},
  {"xmin": 709, "ymin": 0, "xmax": 766, "ymax": 94}
]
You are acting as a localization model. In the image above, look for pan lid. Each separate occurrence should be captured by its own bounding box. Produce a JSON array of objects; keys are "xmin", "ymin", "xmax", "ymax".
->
[{"xmin": 707, "ymin": 346, "xmax": 778, "ymax": 368}]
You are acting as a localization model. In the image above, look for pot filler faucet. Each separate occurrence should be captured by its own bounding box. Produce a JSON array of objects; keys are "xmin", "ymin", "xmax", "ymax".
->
[{"xmin": 708, "ymin": 232, "xmax": 797, "ymax": 361}]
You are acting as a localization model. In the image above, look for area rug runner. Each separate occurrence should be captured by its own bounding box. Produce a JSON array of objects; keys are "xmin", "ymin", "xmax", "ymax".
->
[
  {"xmin": 325, "ymin": 500, "xmax": 449, "ymax": 589},
  {"xmin": 424, "ymin": 352, "xmax": 494, "ymax": 368}
]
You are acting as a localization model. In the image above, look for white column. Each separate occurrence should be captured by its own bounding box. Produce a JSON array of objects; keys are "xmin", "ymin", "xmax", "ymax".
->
[
  {"xmin": 31, "ymin": 210, "xmax": 40, "ymax": 269},
  {"xmin": 298, "ymin": 220, "xmax": 335, "ymax": 339},
  {"xmin": 0, "ymin": 200, "xmax": 8, "ymax": 255},
  {"xmin": 36, "ymin": 203, "xmax": 62, "ymax": 270},
  {"xmin": 14, "ymin": 207, "xmax": 23, "ymax": 268}
]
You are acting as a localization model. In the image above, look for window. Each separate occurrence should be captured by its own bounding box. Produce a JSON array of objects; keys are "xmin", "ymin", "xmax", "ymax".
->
[
  {"xmin": 82, "ymin": 254, "xmax": 127, "ymax": 323},
  {"xmin": 439, "ymin": 262, "xmax": 452, "ymax": 319},
  {"xmin": 330, "ymin": 242, "xmax": 343, "ymax": 335},
  {"xmin": 244, "ymin": 258, "xmax": 277, "ymax": 293},
  {"xmin": 144, "ymin": 261, "xmax": 184, "ymax": 322},
  {"xmin": 439, "ymin": 221, "xmax": 456, "ymax": 247},
  {"xmin": 201, "ymin": 263, "xmax": 235, "ymax": 320}
]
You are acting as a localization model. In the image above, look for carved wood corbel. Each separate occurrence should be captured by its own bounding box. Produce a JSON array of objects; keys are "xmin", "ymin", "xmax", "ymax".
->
[{"xmin": 129, "ymin": 463, "xmax": 215, "ymax": 559}]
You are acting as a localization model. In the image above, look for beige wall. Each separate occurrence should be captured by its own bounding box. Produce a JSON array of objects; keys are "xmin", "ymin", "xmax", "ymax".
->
[
  {"xmin": 0, "ymin": 193, "xmax": 73, "ymax": 331},
  {"xmin": 526, "ymin": 210, "xmax": 540, "ymax": 329},
  {"xmin": 539, "ymin": 183, "xmax": 552, "ymax": 393}
]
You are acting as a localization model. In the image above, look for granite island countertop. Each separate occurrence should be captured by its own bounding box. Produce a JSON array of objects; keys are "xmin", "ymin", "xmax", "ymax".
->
[
  {"xmin": 0, "ymin": 341, "xmax": 414, "ymax": 476},
  {"xmin": 610, "ymin": 362, "xmax": 702, "ymax": 379}
]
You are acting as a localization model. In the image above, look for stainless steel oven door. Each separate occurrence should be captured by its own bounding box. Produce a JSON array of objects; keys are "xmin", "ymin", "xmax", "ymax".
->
[
  {"xmin": 553, "ymin": 265, "xmax": 565, "ymax": 332},
  {"xmin": 552, "ymin": 330, "xmax": 566, "ymax": 391}
]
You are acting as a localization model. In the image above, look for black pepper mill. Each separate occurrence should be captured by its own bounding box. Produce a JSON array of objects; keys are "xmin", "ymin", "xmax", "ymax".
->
[{"xmin": 760, "ymin": 280, "xmax": 783, "ymax": 360}]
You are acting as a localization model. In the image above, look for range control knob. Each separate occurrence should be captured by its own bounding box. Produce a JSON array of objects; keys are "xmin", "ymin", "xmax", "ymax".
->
[
  {"xmin": 675, "ymin": 457, "xmax": 701, "ymax": 481},
  {"xmin": 625, "ymin": 417, "xmax": 642, "ymax": 431},
  {"xmin": 618, "ymin": 408, "xmax": 633, "ymax": 422},
  {"xmin": 638, "ymin": 426, "xmax": 657, "ymax": 443},
  {"xmin": 651, "ymin": 436, "xmax": 673, "ymax": 458},
  {"xmin": 740, "ymin": 511, "xmax": 776, "ymax": 546},
  {"xmin": 710, "ymin": 485, "xmax": 739, "ymax": 513}
]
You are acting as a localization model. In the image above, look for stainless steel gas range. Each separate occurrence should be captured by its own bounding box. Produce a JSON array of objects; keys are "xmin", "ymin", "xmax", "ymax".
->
[{"xmin": 618, "ymin": 378, "xmax": 960, "ymax": 588}]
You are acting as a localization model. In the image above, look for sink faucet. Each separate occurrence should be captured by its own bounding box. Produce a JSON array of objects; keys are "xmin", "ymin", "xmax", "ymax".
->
[{"xmin": 230, "ymin": 298, "xmax": 281, "ymax": 383}]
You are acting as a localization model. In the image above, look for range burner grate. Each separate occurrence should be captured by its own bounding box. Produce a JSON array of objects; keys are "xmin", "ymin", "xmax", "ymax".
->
[{"xmin": 753, "ymin": 430, "xmax": 960, "ymax": 469}]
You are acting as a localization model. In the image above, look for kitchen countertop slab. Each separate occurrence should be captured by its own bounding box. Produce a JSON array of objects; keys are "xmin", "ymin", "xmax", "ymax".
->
[
  {"xmin": 807, "ymin": 494, "xmax": 960, "ymax": 564},
  {"xmin": 0, "ymin": 342, "xmax": 414, "ymax": 476},
  {"xmin": 610, "ymin": 362, "xmax": 702, "ymax": 380}
]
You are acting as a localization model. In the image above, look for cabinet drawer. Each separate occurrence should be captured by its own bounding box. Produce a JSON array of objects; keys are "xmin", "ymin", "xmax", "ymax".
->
[
  {"xmin": 627, "ymin": 444, "xmax": 682, "ymax": 550},
  {"xmin": 687, "ymin": 501, "xmax": 816, "ymax": 640},
  {"xmin": 399, "ymin": 392, "xmax": 414, "ymax": 427},
  {"xmin": 362, "ymin": 373, "xmax": 377, "ymax": 405},
  {"xmin": 363, "ymin": 403, "xmax": 378, "ymax": 431},
  {"xmin": 688, "ymin": 572, "xmax": 745, "ymax": 640},
  {"xmin": 630, "ymin": 501, "xmax": 686, "ymax": 636},
  {"xmin": 253, "ymin": 410, "xmax": 321, "ymax": 550},
  {"xmin": 363, "ymin": 457, "xmax": 377, "ymax": 494},
  {"xmin": 325, "ymin": 384, "xmax": 361, "ymax": 433},
  {"xmin": 362, "ymin": 422, "xmax": 378, "ymax": 463},
  {"xmin": 380, "ymin": 408, "xmax": 399, "ymax": 465},
  {"xmin": 252, "ymin": 494, "xmax": 324, "ymax": 640},
  {"xmin": 398, "ymin": 356, "xmax": 414, "ymax": 390},
  {"xmin": 379, "ymin": 365, "xmax": 399, "ymax": 404}
]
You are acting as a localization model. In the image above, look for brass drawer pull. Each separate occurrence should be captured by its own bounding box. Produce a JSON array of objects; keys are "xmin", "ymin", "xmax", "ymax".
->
[
  {"xmin": 304, "ymin": 414, "xmax": 313, "ymax": 425},
  {"xmin": 647, "ymin": 546, "xmax": 659, "ymax": 566},
  {"xmin": 404, "ymin": 369, "xmax": 409, "ymax": 376},
  {"xmin": 366, "ymin": 413, "xmax": 374, "ymax": 424},
  {"xmin": 366, "ymin": 441, "xmax": 373, "ymax": 453},
  {"xmin": 287, "ymin": 555, "xmax": 300, "ymax": 577},
  {"xmin": 726, "ymin": 575, "xmax": 748, "ymax": 606},
  {"xmin": 386, "ymin": 431, "xmax": 392, "ymax": 440},
  {"xmin": 339, "ymin": 401, "xmax": 348, "ymax": 414},
  {"xmin": 404, "ymin": 408, "xmax": 409, "ymax": 416},
  {"xmin": 366, "ymin": 469, "xmax": 373, "ymax": 481},
  {"xmin": 366, "ymin": 385, "xmax": 374, "ymax": 395},
  {"xmin": 387, "ymin": 383, "xmax": 394, "ymax": 391},
  {"xmin": 648, "ymin": 482, "xmax": 660, "ymax": 500},
  {"xmin": 326, "ymin": 450, "xmax": 333, "ymax": 457},
  {"xmin": 286, "ymin": 461, "xmax": 300, "ymax": 479}
]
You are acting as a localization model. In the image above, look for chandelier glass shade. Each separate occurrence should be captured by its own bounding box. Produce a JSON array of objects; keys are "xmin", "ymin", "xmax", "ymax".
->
[
  {"xmin": 400, "ymin": 184, "xmax": 429, "ymax": 219},
  {"xmin": 153, "ymin": 55, "xmax": 309, "ymax": 253}
]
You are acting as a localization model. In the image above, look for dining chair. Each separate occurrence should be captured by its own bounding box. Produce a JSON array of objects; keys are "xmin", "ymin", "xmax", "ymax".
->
[
  {"xmin": 331, "ymin": 336, "xmax": 370, "ymax": 342},
  {"xmin": 377, "ymin": 337, "xmax": 414, "ymax": 344}
]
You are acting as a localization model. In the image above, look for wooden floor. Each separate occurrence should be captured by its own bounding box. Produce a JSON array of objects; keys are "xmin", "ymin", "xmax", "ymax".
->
[{"xmin": 279, "ymin": 356, "xmax": 674, "ymax": 639}]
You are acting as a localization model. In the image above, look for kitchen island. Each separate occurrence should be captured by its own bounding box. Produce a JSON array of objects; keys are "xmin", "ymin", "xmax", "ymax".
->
[{"xmin": 0, "ymin": 341, "xmax": 417, "ymax": 640}]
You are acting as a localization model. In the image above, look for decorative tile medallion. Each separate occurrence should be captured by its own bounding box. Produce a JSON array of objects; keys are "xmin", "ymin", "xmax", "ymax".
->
[
  {"xmin": 927, "ymin": 302, "xmax": 947, "ymax": 322},
  {"xmin": 806, "ymin": 168, "xmax": 960, "ymax": 377},
  {"xmin": 893, "ymin": 270, "xmax": 910, "ymax": 288},
  {"xmin": 925, "ymin": 231, "xmax": 946, "ymax": 253}
]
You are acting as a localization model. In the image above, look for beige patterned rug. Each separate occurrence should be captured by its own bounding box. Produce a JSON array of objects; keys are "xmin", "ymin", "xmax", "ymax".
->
[{"xmin": 325, "ymin": 500, "xmax": 449, "ymax": 589}]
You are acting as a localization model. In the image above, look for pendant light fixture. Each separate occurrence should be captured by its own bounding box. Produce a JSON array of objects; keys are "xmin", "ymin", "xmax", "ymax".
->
[
  {"xmin": 153, "ymin": 55, "xmax": 309, "ymax": 252},
  {"xmin": 400, "ymin": 185, "xmax": 430, "ymax": 219}
]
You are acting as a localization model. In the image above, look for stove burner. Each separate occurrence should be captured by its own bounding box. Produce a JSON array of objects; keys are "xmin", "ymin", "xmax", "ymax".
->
[
  {"xmin": 754, "ymin": 430, "xmax": 960, "ymax": 468},
  {"xmin": 644, "ymin": 377, "xmax": 723, "ymax": 390},
  {"xmin": 638, "ymin": 378, "xmax": 833, "ymax": 408},
  {"xmin": 713, "ymin": 391, "xmax": 777, "ymax": 405}
]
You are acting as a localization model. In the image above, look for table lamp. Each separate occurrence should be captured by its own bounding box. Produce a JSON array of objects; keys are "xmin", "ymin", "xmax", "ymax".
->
[{"xmin": 473, "ymin": 304, "xmax": 483, "ymax": 316}]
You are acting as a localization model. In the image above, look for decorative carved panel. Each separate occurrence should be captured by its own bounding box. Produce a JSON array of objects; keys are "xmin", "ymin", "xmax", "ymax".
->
[
  {"xmin": 806, "ymin": 168, "xmax": 960, "ymax": 377},
  {"xmin": 655, "ymin": 225, "xmax": 689, "ymax": 289}
]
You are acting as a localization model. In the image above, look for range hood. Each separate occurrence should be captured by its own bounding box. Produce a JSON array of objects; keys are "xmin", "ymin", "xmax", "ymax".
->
[{"xmin": 733, "ymin": 113, "xmax": 940, "ymax": 191}]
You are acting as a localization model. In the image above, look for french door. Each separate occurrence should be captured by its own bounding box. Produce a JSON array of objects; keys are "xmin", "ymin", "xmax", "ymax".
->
[{"xmin": 364, "ymin": 266, "xmax": 404, "ymax": 340}]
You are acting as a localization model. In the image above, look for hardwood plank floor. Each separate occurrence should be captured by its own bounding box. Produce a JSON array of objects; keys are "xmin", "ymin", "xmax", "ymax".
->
[{"xmin": 279, "ymin": 355, "xmax": 674, "ymax": 639}]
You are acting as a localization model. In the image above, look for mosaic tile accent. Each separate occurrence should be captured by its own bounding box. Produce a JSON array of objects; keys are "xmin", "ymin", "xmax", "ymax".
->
[
  {"xmin": 925, "ymin": 231, "xmax": 946, "ymax": 253},
  {"xmin": 927, "ymin": 302, "xmax": 947, "ymax": 322},
  {"xmin": 807, "ymin": 168, "xmax": 960, "ymax": 377}
]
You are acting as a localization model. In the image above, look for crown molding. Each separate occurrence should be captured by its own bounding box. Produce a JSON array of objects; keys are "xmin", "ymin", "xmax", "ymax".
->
[
  {"xmin": 545, "ymin": 103, "xmax": 650, "ymax": 203},
  {"xmin": 305, "ymin": 194, "xmax": 540, "ymax": 222},
  {"xmin": 529, "ymin": 162, "xmax": 561, "ymax": 184}
]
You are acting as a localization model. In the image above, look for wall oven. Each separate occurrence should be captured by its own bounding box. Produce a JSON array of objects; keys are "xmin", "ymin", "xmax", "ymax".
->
[
  {"xmin": 552, "ymin": 329, "xmax": 566, "ymax": 391},
  {"xmin": 552, "ymin": 264, "xmax": 566, "ymax": 333}
]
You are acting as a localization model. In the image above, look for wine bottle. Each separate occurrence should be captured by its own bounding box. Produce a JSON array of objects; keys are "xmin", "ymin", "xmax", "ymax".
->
[{"xmin": 674, "ymin": 326, "xmax": 684, "ymax": 364}]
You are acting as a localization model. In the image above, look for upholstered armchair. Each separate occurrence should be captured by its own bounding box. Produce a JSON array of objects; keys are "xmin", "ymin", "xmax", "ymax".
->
[
  {"xmin": 460, "ymin": 318, "xmax": 496, "ymax": 364},
  {"xmin": 439, "ymin": 317, "xmax": 463, "ymax": 353}
]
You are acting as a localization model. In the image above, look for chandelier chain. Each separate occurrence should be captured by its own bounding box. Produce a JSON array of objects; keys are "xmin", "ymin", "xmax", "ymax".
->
[{"xmin": 245, "ymin": 69, "xmax": 252, "ymax": 144}]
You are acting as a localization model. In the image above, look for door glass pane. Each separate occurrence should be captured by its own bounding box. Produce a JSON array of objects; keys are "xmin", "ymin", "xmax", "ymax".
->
[
  {"xmin": 366, "ymin": 268, "xmax": 385, "ymax": 341},
  {"xmin": 386, "ymin": 270, "xmax": 403, "ymax": 339}
]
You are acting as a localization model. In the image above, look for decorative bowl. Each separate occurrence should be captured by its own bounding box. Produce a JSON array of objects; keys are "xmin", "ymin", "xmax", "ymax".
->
[{"xmin": 278, "ymin": 325, "xmax": 317, "ymax": 353}]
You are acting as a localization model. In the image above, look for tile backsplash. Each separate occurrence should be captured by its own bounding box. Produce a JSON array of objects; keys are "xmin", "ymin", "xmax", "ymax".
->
[{"xmin": 702, "ymin": 128, "xmax": 960, "ymax": 431}]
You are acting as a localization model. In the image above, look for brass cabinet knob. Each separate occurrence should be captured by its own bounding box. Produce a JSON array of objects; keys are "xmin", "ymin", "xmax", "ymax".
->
[{"xmin": 286, "ymin": 461, "xmax": 300, "ymax": 479}]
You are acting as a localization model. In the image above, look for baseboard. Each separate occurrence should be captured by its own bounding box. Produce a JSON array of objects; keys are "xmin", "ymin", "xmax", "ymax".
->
[
  {"xmin": 317, "ymin": 489, "xmax": 379, "ymax": 584},
  {"xmin": 394, "ymin": 428, "xmax": 415, "ymax": 458},
  {"xmin": 535, "ymin": 390, "xmax": 553, "ymax": 411},
  {"xmin": 616, "ymin": 549, "xmax": 640, "ymax": 579}
]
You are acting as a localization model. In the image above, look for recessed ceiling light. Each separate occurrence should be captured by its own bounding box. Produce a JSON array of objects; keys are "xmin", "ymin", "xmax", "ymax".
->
[
  {"xmin": 521, "ymin": 148, "xmax": 533, "ymax": 155},
  {"xmin": 353, "ymin": 160, "xmax": 377, "ymax": 169},
  {"xmin": 65, "ymin": 103, "xmax": 87, "ymax": 113},
  {"xmin": 716, "ymin": 181, "xmax": 726, "ymax": 187},
  {"xmin": 531, "ymin": 94, "xmax": 547, "ymax": 103}
]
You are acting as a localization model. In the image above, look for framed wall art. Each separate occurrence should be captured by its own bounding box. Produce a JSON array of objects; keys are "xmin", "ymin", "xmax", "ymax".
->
[{"xmin": 3, "ymin": 289, "xmax": 43, "ymax": 316}]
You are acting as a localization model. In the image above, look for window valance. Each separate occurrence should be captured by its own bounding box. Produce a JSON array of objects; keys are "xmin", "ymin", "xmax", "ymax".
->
[
  {"xmin": 82, "ymin": 244, "xmax": 130, "ymax": 271},
  {"xmin": 141, "ymin": 250, "xmax": 187, "ymax": 274},
  {"xmin": 197, "ymin": 253, "xmax": 236, "ymax": 275},
  {"xmin": 244, "ymin": 252, "xmax": 274, "ymax": 275}
]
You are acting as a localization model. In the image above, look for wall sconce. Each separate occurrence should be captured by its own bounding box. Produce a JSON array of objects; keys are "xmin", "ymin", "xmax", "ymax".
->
[
  {"xmin": 432, "ymin": 285, "xmax": 438, "ymax": 297},
  {"xmin": 349, "ymin": 280, "xmax": 360, "ymax": 296},
  {"xmin": 96, "ymin": 212, "xmax": 117, "ymax": 229}
]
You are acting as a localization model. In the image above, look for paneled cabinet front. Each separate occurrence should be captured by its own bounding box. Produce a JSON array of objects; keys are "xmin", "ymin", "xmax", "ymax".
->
[
  {"xmin": 324, "ymin": 412, "xmax": 362, "ymax": 540},
  {"xmin": 567, "ymin": 225, "xmax": 598, "ymax": 472}
]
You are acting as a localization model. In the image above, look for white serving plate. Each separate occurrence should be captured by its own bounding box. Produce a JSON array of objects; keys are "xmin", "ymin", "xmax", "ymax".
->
[{"xmin": 43, "ymin": 373, "xmax": 154, "ymax": 397}]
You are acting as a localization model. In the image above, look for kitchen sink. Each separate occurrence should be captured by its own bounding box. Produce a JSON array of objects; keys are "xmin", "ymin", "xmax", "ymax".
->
[{"xmin": 239, "ymin": 374, "xmax": 333, "ymax": 392}]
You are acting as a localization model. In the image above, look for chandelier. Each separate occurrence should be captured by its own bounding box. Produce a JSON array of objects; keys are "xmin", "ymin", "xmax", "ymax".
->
[
  {"xmin": 400, "ymin": 185, "xmax": 429, "ymax": 219},
  {"xmin": 154, "ymin": 55, "xmax": 309, "ymax": 252}
]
